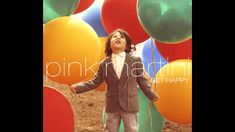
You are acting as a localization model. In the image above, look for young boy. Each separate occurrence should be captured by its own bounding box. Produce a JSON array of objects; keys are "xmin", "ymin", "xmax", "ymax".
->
[{"xmin": 69, "ymin": 29, "xmax": 159, "ymax": 132}]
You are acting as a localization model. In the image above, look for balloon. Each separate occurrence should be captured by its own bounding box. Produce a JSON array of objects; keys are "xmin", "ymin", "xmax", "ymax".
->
[
  {"xmin": 97, "ymin": 82, "xmax": 106, "ymax": 92},
  {"xmin": 43, "ymin": 24, "xmax": 45, "ymax": 34},
  {"xmin": 103, "ymin": 88, "xmax": 164, "ymax": 132},
  {"xmin": 137, "ymin": 0, "xmax": 192, "ymax": 43},
  {"xmin": 101, "ymin": 0, "xmax": 149, "ymax": 44},
  {"xmin": 142, "ymin": 38, "xmax": 168, "ymax": 78},
  {"xmin": 156, "ymin": 38, "xmax": 192, "ymax": 62},
  {"xmin": 132, "ymin": 41, "xmax": 145, "ymax": 58},
  {"xmin": 153, "ymin": 59, "xmax": 192, "ymax": 124},
  {"xmin": 98, "ymin": 37, "xmax": 107, "ymax": 61},
  {"xmin": 43, "ymin": 86, "xmax": 74, "ymax": 132},
  {"xmin": 96, "ymin": 37, "xmax": 107, "ymax": 92},
  {"xmin": 43, "ymin": 0, "xmax": 80, "ymax": 23},
  {"xmin": 79, "ymin": 37, "xmax": 107, "ymax": 92},
  {"xmin": 73, "ymin": 0, "xmax": 95, "ymax": 14},
  {"xmin": 80, "ymin": 0, "xmax": 108, "ymax": 37},
  {"xmin": 43, "ymin": 16, "xmax": 102, "ymax": 84}
]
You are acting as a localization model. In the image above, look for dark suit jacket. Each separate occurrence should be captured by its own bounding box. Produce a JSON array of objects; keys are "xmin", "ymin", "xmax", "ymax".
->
[{"xmin": 75, "ymin": 53, "xmax": 157, "ymax": 113}]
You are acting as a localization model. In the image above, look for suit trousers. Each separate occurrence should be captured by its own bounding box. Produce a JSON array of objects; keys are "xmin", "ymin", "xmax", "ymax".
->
[{"xmin": 104, "ymin": 110, "xmax": 139, "ymax": 132}]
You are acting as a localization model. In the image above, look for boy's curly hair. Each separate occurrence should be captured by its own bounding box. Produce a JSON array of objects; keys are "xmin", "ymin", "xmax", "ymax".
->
[{"xmin": 105, "ymin": 29, "xmax": 132, "ymax": 57}]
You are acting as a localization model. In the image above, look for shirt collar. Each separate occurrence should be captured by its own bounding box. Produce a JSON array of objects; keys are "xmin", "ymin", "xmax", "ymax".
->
[{"xmin": 112, "ymin": 52, "xmax": 126, "ymax": 59}]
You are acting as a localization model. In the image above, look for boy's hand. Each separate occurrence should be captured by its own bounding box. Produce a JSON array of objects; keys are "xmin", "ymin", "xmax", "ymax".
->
[{"xmin": 68, "ymin": 84, "xmax": 77, "ymax": 93}]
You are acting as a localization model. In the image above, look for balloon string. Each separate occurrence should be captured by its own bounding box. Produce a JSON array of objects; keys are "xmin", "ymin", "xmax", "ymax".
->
[
  {"xmin": 148, "ymin": 102, "xmax": 154, "ymax": 132},
  {"xmin": 151, "ymin": 37, "xmax": 158, "ymax": 90},
  {"xmin": 142, "ymin": 101, "xmax": 154, "ymax": 132},
  {"xmin": 151, "ymin": 37, "xmax": 157, "ymax": 78},
  {"xmin": 74, "ymin": 93, "xmax": 77, "ymax": 132},
  {"xmin": 151, "ymin": 37, "xmax": 159, "ymax": 102},
  {"xmin": 142, "ymin": 103, "xmax": 150, "ymax": 132}
]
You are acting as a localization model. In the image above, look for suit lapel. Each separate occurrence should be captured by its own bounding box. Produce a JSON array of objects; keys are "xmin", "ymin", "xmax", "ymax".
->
[
  {"xmin": 119, "ymin": 53, "xmax": 132, "ymax": 93},
  {"xmin": 106, "ymin": 56, "xmax": 119, "ymax": 81},
  {"xmin": 105, "ymin": 53, "xmax": 133, "ymax": 87},
  {"xmin": 119, "ymin": 53, "xmax": 131, "ymax": 82}
]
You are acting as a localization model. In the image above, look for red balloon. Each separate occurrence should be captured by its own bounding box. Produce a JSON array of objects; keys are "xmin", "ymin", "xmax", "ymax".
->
[
  {"xmin": 155, "ymin": 38, "xmax": 192, "ymax": 62},
  {"xmin": 73, "ymin": 0, "xmax": 95, "ymax": 14},
  {"xmin": 101, "ymin": 0, "xmax": 149, "ymax": 44},
  {"xmin": 43, "ymin": 86, "xmax": 74, "ymax": 132}
]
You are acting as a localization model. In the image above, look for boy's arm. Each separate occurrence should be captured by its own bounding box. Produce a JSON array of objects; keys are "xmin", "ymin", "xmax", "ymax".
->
[
  {"xmin": 135, "ymin": 57, "xmax": 159, "ymax": 101},
  {"xmin": 71, "ymin": 61, "xmax": 104, "ymax": 94}
]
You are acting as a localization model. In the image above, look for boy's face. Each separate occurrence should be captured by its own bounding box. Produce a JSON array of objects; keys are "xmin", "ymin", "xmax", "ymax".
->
[{"xmin": 110, "ymin": 31, "xmax": 127, "ymax": 52}]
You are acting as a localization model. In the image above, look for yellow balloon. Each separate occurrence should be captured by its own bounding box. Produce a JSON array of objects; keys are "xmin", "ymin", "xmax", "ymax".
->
[
  {"xmin": 43, "ymin": 16, "xmax": 101, "ymax": 84},
  {"xmin": 153, "ymin": 59, "xmax": 192, "ymax": 124}
]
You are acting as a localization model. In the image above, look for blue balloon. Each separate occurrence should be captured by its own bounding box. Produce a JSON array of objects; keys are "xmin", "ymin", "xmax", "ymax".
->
[
  {"xmin": 81, "ymin": 1, "xmax": 108, "ymax": 37},
  {"xmin": 142, "ymin": 38, "xmax": 168, "ymax": 78}
]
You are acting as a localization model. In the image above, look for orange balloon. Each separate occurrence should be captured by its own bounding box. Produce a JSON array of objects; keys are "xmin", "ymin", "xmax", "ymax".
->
[
  {"xmin": 98, "ymin": 37, "xmax": 107, "ymax": 61},
  {"xmin": 97, "ymin": 82, "xmax": 106, "ymax": 91},
  {"xmin": 153, "ymin": 59, "xmax": 192, "ymax": 124},
  {"xmin": 97, "ymin": 37, "xmax": 107, "ymax": 92},
  {"xmin": 74, "ymin": 37, "xmax": 107, "ymax": 91},
  {"xmin": 43, "ymin": 16, "xmax": 102, "ymax": 84}
]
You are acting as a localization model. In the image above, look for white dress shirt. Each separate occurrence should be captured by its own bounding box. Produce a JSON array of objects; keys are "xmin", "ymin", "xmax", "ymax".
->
[{"xmin": 111, "ymin": 52, "xmax": 126, "ymax": 79}]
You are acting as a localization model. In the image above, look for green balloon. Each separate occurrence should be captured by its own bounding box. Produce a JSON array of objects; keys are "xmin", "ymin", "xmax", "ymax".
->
[
  {"xmin": 43, "ymin": 0, "xmax": 80, "ymax": 24},
  {"xmin": 137, "ymin": 0, "xmax": 192, "ymax": 43},
  {"xmin": 102, "ymin": 88, "xmax": 164, "ymax": 132}
]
